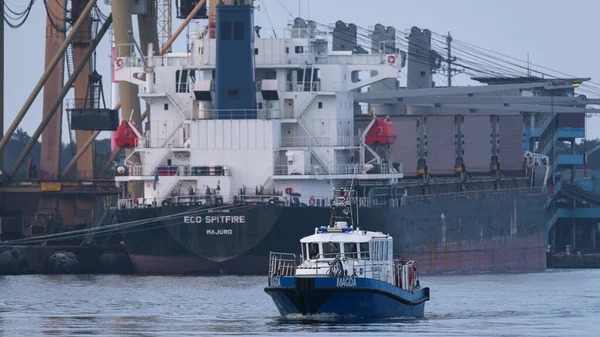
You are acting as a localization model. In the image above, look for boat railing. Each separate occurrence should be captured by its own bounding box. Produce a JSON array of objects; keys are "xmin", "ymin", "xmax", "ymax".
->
[
  {"xmin": 394, "ymin": 259, "xmax": 418, "ymax": 292},
  {"xmin": 268, "ymin": 252, "xmax": 297, "ymax": 277},
  {"xmin": 298, "ymin": 252, "xmax": 395, "ymax": 283}
]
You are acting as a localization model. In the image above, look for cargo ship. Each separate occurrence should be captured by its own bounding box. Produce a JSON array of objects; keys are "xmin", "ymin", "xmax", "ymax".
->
[{"xmin": 108, "ymin": 0, "xmax": 578, "ymax": 275}]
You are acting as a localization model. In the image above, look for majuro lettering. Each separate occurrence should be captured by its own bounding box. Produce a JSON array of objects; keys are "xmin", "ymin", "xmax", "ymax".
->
[
  {"xmin": 206, "ymin": 229, "xmax": 233, "ymax": 235},
  {"xmin": 183, "ymin": 215, "xmax": 246, "ymax": 224}
]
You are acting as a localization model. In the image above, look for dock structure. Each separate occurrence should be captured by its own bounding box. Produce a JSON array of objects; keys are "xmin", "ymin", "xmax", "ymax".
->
[{"xmin": 0, "ymin": 0, "xmax": 204, "ymax": 274}]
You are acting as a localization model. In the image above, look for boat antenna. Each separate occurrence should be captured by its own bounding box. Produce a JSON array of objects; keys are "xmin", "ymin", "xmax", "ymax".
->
[{"xmin": 348, "ymin": 163, "xmax": 359, "ymax": 229}]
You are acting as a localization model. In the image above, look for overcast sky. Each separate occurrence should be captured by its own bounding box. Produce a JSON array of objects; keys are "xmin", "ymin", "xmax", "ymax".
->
[{"xmin": 4, "ymin": 0, "xmax": 600, "ymax": 144}]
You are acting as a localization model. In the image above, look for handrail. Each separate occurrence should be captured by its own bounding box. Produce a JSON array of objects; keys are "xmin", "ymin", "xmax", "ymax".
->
[
  {"xmin": 270, "ymin": 249, "xmax": 421, "ymax": 290},
  {"xmin": 401, "ymin": 186, "xmax": 547, "ymax": 206}
]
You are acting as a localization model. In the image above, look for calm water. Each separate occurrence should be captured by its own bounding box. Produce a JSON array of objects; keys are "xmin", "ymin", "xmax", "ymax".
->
[{"xmin": 0, "ymin": 269, "xmax": 598, "ymax": 336}]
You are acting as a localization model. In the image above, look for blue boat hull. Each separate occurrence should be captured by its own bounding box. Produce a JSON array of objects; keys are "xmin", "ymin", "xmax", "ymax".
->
[{"xmin": 264, "ymin": 277, "xmax": 429, "ymax": 318}]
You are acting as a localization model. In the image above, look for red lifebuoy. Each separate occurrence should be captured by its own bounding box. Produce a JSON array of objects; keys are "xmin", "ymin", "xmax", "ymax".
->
[
  {"xmin": 116, "ymin": 58, "xmax": 124, "ymax": 67},
  {"xmin": 387, "ymin": 55, "xmax": 396, "ymax": 64}
]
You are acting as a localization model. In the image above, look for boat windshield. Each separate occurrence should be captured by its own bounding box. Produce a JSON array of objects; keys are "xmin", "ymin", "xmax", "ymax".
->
[
  {"xmin": 322, "ymin": 242, "xmax": 340, "ymax": 257},
  {"xmin": 308, "ymin": 242, "xmax": 319, "ymax": 259},
  {"xmin": 344, "ymin": 242, "xmax": 358, "ymax": 259}
]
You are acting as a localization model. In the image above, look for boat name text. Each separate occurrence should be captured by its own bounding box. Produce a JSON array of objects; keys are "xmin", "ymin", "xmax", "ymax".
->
[
  {"xmin": 336, "ymin": 277, "xmax": 357, "ymax": 287},
  {"xmin": 184, "ymin": 215, "xmax": 246, "ymax": 224}
]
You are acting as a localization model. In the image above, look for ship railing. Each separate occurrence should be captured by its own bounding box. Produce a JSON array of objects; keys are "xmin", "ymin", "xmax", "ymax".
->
[
  {"xmin": 283, "ymin": 26, "xmax": 331, "ymax": 39},
  {"xmin": 268, "ymin": 252, "xmax": 297, "ymax": 277},
  {"xmin": 280, "ymin": 136, "xmax": 356, "ymax": 147},
  {"xmin": 400, "ymin": 186, "xmax": 548, "ymax": 206},
  {"xmin": 139, "ymin": 83, "xmax": 195, "ymax": 95},
  {"xmin": 117, "ymin": 194, "xmax": 225, "ymax": 209},
  {"xmin": 315, "ymin": 54, "xmax": 385, "ymax": 65},
  {"xmin": 277, "ymin": 81, "xmax": 343, "ymax": 93},
  {"xmin": 196, "ymin": 109, "xmax": 281, "ymax": 120},
  {"xmin": 114, "ymin": 43, "xmax": 196, "ymax": 68},
  {"xmin": 135, "ymin": 138, "xmax": 188, "ymax": 149},
  {"xmin": 30, "ymin": 169, "xmax": 114, "ymax": 181},
  {"xmin": 298, "ymin": 252, "xmax": 394, "ymax": 283},
  {"xmin": 273, "ymin": 164, "xmax": 397, "ymax": 176}
]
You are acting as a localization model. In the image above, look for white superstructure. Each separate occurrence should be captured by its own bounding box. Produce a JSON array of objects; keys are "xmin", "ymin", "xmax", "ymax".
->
[{"xmin": 113, "ymin": 22, "xmax": 403, "ymax": 207}]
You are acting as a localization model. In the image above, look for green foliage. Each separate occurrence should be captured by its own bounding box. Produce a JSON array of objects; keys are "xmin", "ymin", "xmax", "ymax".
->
[{"xmin": 2, "ymin": 128, "xmax": 112, "ymax": 179}]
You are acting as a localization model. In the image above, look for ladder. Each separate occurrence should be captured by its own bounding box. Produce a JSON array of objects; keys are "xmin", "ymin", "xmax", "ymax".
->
[
  {"xmin": 298, "ymin": 119, "xmax": 330, "ymax": 174},
  {"xmin": 167, "ymin": 93, "xmax": 192, "ymax": 120}
]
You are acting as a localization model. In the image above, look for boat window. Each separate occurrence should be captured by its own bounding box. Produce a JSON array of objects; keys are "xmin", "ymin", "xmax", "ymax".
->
[
  {"xmin": 308, "ymin": 243, "xmax": 319, "ymax": 259},
  {"xmin": 322, "ymin": 242, "xmax": 340, "ymax": 258},
  {"xmin": 359, "ymin": 242, "xmax": 370, "ymax": 259},
  {"xmin": 382, "ymin": 241, "xmax": 388, "ymax": 261},
  {"xmin": 302, "ymin": 243, "xmax": 308, "ymax": 260},
  {"xmin": 378, "ymin": 241, "xmax": 384, "ymax": 261},
  {"xmin": 343, "ymin": 242, "xmax": 357, "ymax": 259}
]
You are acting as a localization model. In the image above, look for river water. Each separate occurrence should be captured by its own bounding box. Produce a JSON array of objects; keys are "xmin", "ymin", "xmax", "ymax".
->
[{"xmin": 0, "ymin": 269, "xmax": 598, "ymax": 336}]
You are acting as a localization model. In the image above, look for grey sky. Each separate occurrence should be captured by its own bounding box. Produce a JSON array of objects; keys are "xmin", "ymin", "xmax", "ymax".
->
[{"xmin": 4, "ymin": 0, "xmax": 600, "ymax": 144}]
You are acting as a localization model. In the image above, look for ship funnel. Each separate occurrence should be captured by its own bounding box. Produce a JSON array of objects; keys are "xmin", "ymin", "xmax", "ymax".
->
[{"xmin": 214, "ymin": 1, "xmax": 256, "ymax": 118}]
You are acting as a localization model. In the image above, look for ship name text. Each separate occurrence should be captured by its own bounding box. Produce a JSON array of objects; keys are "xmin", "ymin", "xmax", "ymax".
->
[
  {"xmin": 336, "ymin": 277, "xmax": 357, "ymax": 287},
  {"xmin": 184, "ymin": 215, "xmax": 246, "ymax": 224}
]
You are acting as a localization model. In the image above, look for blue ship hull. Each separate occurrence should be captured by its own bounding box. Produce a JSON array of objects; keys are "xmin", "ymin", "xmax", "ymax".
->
[{"xmin": 264, "ymin": 277, "xmax": 430, "ymax": 318}]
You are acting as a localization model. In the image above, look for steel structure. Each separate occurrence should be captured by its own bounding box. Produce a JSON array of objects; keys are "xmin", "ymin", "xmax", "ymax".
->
[{"xmin": 157, "ymin": 0, "xmax": 173, "ymax": 53}]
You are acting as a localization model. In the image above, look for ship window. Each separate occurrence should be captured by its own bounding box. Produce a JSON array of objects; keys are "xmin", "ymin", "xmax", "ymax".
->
[
  {"xmin": 308, "ymin": 243, "xmax": 319, "ymax": 259},
  {"xmin": 255, "ymin": 48, "xmax": 259, "ymax": 55},
  {"xmin": 295, "ymin": 46, "xmax": 303, "ymax": 54},
  {"xmin": 234, "ymin": 21, "xmax": 244, "ymax": 40},
  {"xmin": 220, "ymin": 21, "xmax": 232, "ymax": 40},
  {"xmin": 322, "ymin": 242, "xmax": 340, "ymax": 258},
  {"xmin": 382, "ymin": 241, "xmax": 388, "ymax": 261},
  {"xmin": 302, "ymin": 243, "xmax": 308, "ymax": 260},
  {"xmin": 164, "ymin": 103, "xmax": 169, "ymax": 110},
  {"xmin": 359, "ymin": 242, "xmax": 370, "ymax": 259},
  {"xmin": 318, "ymin": 102, "xmax": 323, "ymax": 109},
  {"xmin": 343, "ymin": 242, "xmax": 357, "ymax": 259}
]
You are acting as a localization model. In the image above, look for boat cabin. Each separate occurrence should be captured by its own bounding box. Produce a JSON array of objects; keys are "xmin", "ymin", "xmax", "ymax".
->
[{"xmin": 295, "ymin": 222, "xmax": 395, "ymax": 283}]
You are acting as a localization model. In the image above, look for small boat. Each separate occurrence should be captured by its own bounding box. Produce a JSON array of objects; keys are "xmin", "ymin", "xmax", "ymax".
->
[{"xmin": 264, "ymin": 189, "xmax": 430, "ymax": 318}]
